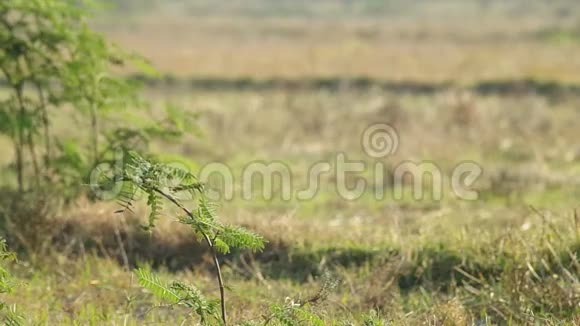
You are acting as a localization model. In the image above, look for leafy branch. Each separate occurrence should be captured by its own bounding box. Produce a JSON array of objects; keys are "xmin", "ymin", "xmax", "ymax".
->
[
  {"xmin": 136, "ymin": 268, "xmax": 221, "ymax": 324},
  {"xmin": 105, "ymin": 152, "xmax": 265, "ymax": 325}
]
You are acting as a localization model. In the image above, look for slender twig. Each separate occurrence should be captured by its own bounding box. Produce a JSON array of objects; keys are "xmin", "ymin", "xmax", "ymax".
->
[
  {"xmin": 36, "ymin": 83, "xmax": 51, "ymax": 169},
  {"xmin": 152, "ymin": 186, "xmax": 228, "ymax": 325},
  {"xmin": 14, "ymin": 84, "xmax": 27, "ymax": 193},
  {"xmin": 89, "ymin": 101, "xmax": 99, "ymax": 166},
  {"xmin": 26, "ymin": 128, "xmax": 41, "ymax": 188},
  {"xmin": 114, "ymin": 225, "xmax": 130, "ymax": 270}
]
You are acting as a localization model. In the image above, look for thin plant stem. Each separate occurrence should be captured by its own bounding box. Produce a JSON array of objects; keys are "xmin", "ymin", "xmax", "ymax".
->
[
  {"xmin": 27, "ymin": 129, "xmax": 40, "ymax": 188},
  {"xmin": 152, "ymin": 186, "xmax": 228, "ymax": 326},
  {"xmin": 15, "ymin": 84, "xmax": 27, "ymax": 193},
  {"xmin": 36, "ymin": 84, "xmax": 51, "ymax": 169},
  {"xmin": 90, "ymin": 101, "xmax": 99, "ymax": 166}
]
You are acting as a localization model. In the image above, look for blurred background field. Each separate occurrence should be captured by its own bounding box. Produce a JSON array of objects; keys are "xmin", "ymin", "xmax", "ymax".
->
[
  {"xmin": 97, "ymin": 0, "xmax": 580, "ymax": 82},
  {"xmin": 1, "ymin": 0, "xmax": 579, "ymax": 324}
]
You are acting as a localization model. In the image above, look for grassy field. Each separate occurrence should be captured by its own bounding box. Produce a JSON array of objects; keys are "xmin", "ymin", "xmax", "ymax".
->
[
  {"xmin": 1, "ymin": 0, "xmax": 579, "ymax": 325},
  {"xmin": 97, "ymin": 0, "xmax": 580, "ymax": 82}
]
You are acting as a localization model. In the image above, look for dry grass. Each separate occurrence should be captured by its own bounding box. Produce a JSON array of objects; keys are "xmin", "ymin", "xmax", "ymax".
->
[{"xmin": 99, "ymin": 13, "xmax": 580, "ymax": 82}]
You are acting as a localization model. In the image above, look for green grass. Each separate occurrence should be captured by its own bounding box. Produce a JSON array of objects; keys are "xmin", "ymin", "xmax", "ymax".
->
[{"xmin": 3, "ymin": 205, "xmax": 578, "ymax": 324}]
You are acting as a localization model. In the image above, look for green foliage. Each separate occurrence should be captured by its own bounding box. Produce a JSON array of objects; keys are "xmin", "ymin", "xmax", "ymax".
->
[
  {"xmin": 361, "ymin": 310, "xmax": 388, "ymax": 326},
  {"xmin": 267, "ymin": 303, "xmax": 324, "ymax": 326},
  {"xmin": 110, "ymin": 153, "xmax": 340, "ymax": 325},
  {"xmin": 106, "ymin": 152, "xmax": 265, "ymax": 324},
  {"xmin": 0, "ymin": 0, "xmax": 162, "ymax": 198},
  {"xmin": 215, "ymin": 225, "xmax": 265, "ymax": 254},
  {"xmin": 112, "ymin": 153, "xmax": 266, "ymax": 253},
  {"xmin": 136, "ymin": 268, "xmax": 221, "ymax": 324},
  {"xmin": 170, "ymin": 282, "xmax": 220, "ymax": 324},
  {"xmin": 135, "ymin": 268, "xmax": 180, "ymax": 303},
  {"xmin": 0, "ymin": 239, "xmax": 22, "ymax": 325},
  {"xmin": 145, "ymin": 192, "xmax": 162, "ymax": 230},
  {"xmin": 108, "ymin": 154, "xmax": 343, "ymax": 324}
]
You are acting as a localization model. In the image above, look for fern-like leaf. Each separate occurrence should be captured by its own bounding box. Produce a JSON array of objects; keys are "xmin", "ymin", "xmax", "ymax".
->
[
  {"xmin": 135, "ymin": 268, "xmax": 180, "ymax": 304},
  {"xmin": 217, "ymin": 225, "xmax": 265, "ymax": 253},
  {"xmin": 197, "ymin": 197, "xmax": 217, "ymax": 222},
  {"xmin": 144, "ymin": 191, "xmax": 163, "ymax": 231},
  {"xmin": 170, "ymin": 281, "xmax": 220, "ymax": 321},
  {"xmin": 213, "ymin": 238, "xmax": 230, "ymax": 254}
]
